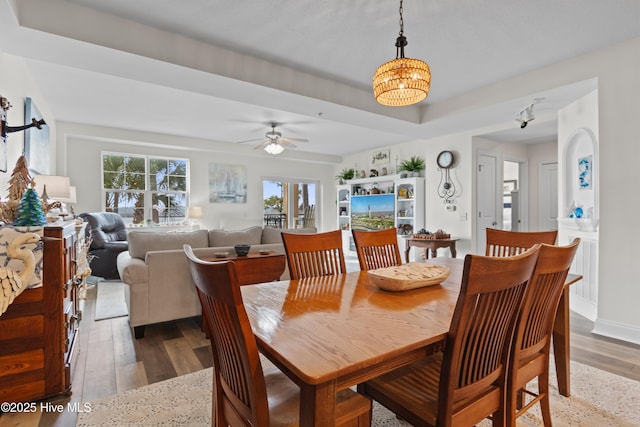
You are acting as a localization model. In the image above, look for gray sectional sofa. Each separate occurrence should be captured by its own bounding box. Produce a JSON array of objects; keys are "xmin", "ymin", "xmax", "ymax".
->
[{"xmin": 116, "ymin": 226, "xmax": 316, "ymax": 338}]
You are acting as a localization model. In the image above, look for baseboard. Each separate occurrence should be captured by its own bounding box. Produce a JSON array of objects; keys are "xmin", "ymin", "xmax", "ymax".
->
[
  {"xmin": 592, "ymin": 318, "xmax": 640, "ymax": 345},
  {"xmin": 570, "ymin": 295, "xmax": 597, "ymax": 321}
]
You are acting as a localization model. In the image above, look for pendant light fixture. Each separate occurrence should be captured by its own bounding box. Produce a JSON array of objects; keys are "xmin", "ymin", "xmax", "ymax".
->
[{"xmin": 373, "ymin": 0, "xmax": 431, "ymax": 107}]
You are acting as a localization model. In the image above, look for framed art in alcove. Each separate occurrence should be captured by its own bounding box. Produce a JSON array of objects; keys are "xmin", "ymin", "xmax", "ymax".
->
[{"xmin": 24, "ymin": 97, "xmax": 49, "ymax": 175}]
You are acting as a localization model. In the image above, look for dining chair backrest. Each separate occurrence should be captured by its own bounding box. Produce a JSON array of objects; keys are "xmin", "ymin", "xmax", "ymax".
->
[
  {"xmin": 183, "ymin": 244, "xmax": 269, "ymax": 426},
  {"xmin": 281, "ymin": 229, "xmax": 346, "ymax": 280},
  {"xmin": 351, "ymin": 228, "xmax": 402, "ymax": 271},
  {"xmin": 438, "ymin": 245, "xmax": 541, "ymax": 425},
  {"xmin": 485, "ymin": 228, "xmax": 557, "ymax": 257},
  {"xmin": 507, "ymin": 238, "xmax": 580, "ymax": 427}
]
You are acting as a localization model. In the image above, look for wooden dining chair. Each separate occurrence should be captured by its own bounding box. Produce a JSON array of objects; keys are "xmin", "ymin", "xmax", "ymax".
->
[
  {"xmin": 352, "ymin": 228, "xmax": 402, "ymax": 271},
  {"xmin": 183, "ymin": 245, "xmax": 372, "ymax": 427},
  {"xmin": 359, "ymin": 245, "xmax": 541, "ymax": 427},
  {"xmin": 485, "ymin": 228, "xmax": 557, "ymax": 257},
  {"xmin": 281, "ymin": 229, "xmax": 347, "ymax": 280},
  {"xmin": 507, "ymin": 238, "xmax": 580, "ymax": 427}
]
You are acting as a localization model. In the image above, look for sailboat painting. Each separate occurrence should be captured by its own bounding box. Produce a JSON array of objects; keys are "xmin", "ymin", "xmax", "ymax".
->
[{"xmin": 209, "ymin": 163, "xmax": 247, "ymax": 203}]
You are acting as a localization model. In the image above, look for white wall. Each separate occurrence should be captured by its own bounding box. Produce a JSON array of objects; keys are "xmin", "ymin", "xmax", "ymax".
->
[
  {"xmin": 0, "ymin": 53, "xmax": 56, "ymax": 188},
  {"xmin": 57, "ymin": 122, "xmax": 337, "ymax": 231}
]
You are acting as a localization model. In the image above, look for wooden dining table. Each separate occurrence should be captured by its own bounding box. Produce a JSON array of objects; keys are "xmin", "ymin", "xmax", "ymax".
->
[{"xmin": 240, "ymin": 257, "xmax": 581, "ymax": 426}]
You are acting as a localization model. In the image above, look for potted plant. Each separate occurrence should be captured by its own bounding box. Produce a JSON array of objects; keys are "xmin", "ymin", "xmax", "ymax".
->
[
  {"xmin": 398, "ymin": 156, "xmax": 425, "ymax": 177},
  {"xmin": 335, "ymin": 167, "xmax": 355, "ymax": 184}
]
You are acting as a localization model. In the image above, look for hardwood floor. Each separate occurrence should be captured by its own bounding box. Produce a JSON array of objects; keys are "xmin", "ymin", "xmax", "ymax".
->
[{"xmin": 1, "ymin": 283, "xmax": 639, "ymax": 427}]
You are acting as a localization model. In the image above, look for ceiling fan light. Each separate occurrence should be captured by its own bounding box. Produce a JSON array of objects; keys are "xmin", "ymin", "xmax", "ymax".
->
[{"xmin": 264, "ymin": 142, "xmax": 284, "ymax": 155}]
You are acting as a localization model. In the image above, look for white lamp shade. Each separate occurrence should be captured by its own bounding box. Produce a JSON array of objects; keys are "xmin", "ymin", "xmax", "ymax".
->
[
  {"xmin": 58, "ymin": 186, "xmax": 76, "ymax": 204},
  {"xmin": 33, "ymin": 175, "xmax": 71, "ymax": 200},
  {"xmin": 188, "ymin": 206, "xmax": 203, "ymax": 219}
]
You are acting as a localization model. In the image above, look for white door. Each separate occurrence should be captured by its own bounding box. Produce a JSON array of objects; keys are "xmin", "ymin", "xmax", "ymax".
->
[
  {"xmin": 538, "ymin": 162, "xmax": 558, "ymax": 230},
  {"xmin": 477, "ymin": 154, "xmax": 498, "ymax": 253}
]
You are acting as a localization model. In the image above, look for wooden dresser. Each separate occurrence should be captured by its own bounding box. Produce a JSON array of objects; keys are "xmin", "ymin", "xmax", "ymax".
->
[{"xmin": 0, "ymin": 221, "xmax": 86, "ymax": 403}]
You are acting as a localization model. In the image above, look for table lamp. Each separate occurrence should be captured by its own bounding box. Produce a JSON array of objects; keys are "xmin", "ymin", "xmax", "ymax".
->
[{"xmin": 188, "ymin": 206, "xmax": 203, "ymax": 227}]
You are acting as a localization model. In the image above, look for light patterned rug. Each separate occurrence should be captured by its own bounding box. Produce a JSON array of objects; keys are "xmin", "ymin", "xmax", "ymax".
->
[
  {"xmin": 77, "ymin": 361, "xmax": 639, "ymax": 426},
  {"xmin": 94, "ymin": 280, "xmax": 128, "ymax": 321}
]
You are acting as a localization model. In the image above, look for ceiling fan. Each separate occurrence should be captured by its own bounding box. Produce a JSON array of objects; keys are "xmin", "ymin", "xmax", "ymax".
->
[{"xmin": 236, "ymin": 122, "xmax": 309, "ymax": 155}]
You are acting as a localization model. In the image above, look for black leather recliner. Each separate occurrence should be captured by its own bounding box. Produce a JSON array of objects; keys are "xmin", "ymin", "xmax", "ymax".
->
[{"xmin": 79, "ymin": 212, "xmax": 129, "ymax": 279}]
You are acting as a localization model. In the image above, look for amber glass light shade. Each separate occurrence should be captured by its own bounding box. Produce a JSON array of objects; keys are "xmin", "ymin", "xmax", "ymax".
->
[{"xmin": 373, "ymin": 57, "xmax": 431, "ymax": 106}]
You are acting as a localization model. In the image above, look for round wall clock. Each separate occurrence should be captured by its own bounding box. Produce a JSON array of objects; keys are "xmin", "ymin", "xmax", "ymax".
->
[{"xmin": 437, "ymin": 150, "xmax": 454, "ymax": 169}]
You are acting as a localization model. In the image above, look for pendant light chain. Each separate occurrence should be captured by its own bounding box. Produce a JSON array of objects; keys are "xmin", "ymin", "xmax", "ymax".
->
[
  {"xmin": 399, "ymin": 0, "xmax": 404, "ymax": 36},
  {"xmin": 396, "ymin": 0, "xmax": 408, "ymax": 59}
]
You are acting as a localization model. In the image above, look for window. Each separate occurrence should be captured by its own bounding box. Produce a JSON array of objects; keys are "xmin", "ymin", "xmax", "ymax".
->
[
  {"xmin": 102, "ymin": 153, "xmax": 189, "ymax": 225},
  {"xmin": 262, "ymin": 178, "xmax": 318, "ymax": 229}
]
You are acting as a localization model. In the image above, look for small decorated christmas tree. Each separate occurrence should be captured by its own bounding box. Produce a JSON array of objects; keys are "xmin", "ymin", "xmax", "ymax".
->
[
  {"xmin": 14, "ymin": 188, "xmax": 46, "ymax": 226},
  {"xmin": 1, "ymin": 155, "xmax": 34, "ymax": 223}
]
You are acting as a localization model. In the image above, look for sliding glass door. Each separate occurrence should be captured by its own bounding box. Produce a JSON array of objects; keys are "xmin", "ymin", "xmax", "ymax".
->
[{"xmin": 263, "ymin": 178, "xmax": 318, "ymax": 229}]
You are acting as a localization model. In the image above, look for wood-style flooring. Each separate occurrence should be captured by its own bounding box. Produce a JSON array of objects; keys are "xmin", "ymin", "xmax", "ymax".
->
[{"xmin": 1, "ymin": 284, "xmax": 639, "ymax": 427}]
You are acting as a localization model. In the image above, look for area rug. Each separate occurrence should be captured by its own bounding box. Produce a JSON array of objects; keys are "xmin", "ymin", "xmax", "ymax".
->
[
  {"xmin": 94, "ymin": 280, "xmax": 128, "ymax": 321},
  {"xmin": 76, "ymin": 361, "xmax": 640, "ymax": 426}
]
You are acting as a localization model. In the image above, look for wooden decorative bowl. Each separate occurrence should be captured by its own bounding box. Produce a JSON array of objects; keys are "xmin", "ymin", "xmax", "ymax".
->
[{"xmin": 367, "ymin": 263, "xmax": 450, "ymax": 292}]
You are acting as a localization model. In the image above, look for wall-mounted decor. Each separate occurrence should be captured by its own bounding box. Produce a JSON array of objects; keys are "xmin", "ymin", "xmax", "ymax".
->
[
  {"xmin": 209, "ymin": 163, "xmax": 247, "ymax": 203},
  {"xmin": 24, "ymin": 97, "xmax": 50, "ymax": 175},
  {"xmin": 578, "ymin": 155, "xmax": 592, "ymax": 190},
  {"xmin": 436, "ymin": 151, "xmax": 456, "ymax": 204},
  {"xmin": 1, "ymin": 95, "xmax": 47, "ymax": 173},
  {"xmin": 371, "ymin": 149, "xmax": 390, "ymax": 165}
]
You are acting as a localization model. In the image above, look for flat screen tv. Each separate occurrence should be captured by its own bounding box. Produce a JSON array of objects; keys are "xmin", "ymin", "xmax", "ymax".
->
[{"xmin": 350, "ymin": 194, "xmax": 395, "ymax": 231}]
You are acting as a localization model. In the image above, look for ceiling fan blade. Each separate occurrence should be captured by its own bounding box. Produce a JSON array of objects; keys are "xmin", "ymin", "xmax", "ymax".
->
[
  {"xmin": 279, "ymin": 141, "xmax": 298, "ymax": 148},
  {"xmin": 236, "ymin": 138, "xmax": 265, "ymax": 144},
  {"xmin": 253, "ymin": 140, "xmax": 270, "ymax": 150},
  {"xmin": 280, "ymin": 137, "xmax": 309, "ymax": 143}
]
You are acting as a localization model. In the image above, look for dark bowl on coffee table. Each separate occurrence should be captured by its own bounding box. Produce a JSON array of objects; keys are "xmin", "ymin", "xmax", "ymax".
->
[{"xmin": 234, "ymin": 244, "xmax": 251, "ymax": 256}]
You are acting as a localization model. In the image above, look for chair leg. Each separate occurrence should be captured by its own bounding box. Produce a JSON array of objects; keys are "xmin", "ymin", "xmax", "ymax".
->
[
  {"xmin": 492, "ymin": 407, "xmax": 506, "ymax": 427},
  {"xmin": 539, "ymin": 374, "xmax": 553, "ymax": 427},
  {"xmin": 506, "ymin": 392, "xmax": 517, "ymax": 427}
]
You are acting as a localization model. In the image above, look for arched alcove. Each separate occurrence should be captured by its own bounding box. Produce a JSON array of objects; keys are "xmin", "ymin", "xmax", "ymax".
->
[
  {"xmin": 562, "ymin": 127, "xmax": 598, "ymax": 231},
  {"xmin": 559, "ymin": 126, "xmax": 599, "ymax": 321}
]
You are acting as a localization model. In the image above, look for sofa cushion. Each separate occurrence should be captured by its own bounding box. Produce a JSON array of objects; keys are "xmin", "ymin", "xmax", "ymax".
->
[
  {"xmin": 261, "ymin": 227, "xmax": 318, "ymax": 244},
  {"xmin": 209, "ymin": 226, "xmax": 262, "ymax": 247},
  {"xmin": 128, "ymin": 229, "xmax": 209, "ymax": 260}
]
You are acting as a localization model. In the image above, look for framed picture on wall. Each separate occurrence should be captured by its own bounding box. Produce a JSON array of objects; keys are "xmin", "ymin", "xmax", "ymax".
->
[
  {"xmin": 209, "ymin": 163, "xmax": 247, "ymax": 203},
  {"xmin": 24, "ymin": 97, "xmax": 50, "ymax": 175},
  {"xmin": 578, "ymin": 155, "xmax": 592, "ymax": 190},
  {"xmin": 371, "ymin": 149, "xmax": 390, "ymax": 166}
]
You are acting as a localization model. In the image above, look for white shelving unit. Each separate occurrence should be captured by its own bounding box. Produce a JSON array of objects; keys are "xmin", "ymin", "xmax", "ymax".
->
[
  {"xmin": 336, "ymin": 175, "xmax": 424, "ymax": 255},
  {"xmin": 395, "ymin": 177, "xmax": 425, "ymax": 236}
]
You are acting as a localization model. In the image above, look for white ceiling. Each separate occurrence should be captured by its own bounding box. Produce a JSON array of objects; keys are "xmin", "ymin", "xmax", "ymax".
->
[{"xmin": 1, "ymin": 0, "xmax": 639, "ymax": 157}]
